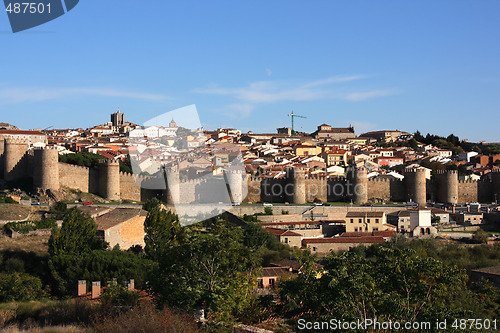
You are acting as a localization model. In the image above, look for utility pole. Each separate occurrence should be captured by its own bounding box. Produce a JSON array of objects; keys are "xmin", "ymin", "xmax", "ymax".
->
[{"xmin": 287, "ymin": 111, "xmax": 307, "ymax": 135}]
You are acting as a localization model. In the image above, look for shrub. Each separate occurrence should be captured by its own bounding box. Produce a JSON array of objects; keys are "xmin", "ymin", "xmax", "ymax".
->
[
  {"xmin": 101, "ymin": 284, "xmax": 139, "ymax": 307},
  {"xmin": 264, "ymin": 207, "xmax": 273, "ymax": 215},
  {"xmin": 93, "ymin": 303, "xmax": 200, "ymax": 333},
  {"xmin": 0, "ymin": 273, "xmax": 45, "ymax": 302}
]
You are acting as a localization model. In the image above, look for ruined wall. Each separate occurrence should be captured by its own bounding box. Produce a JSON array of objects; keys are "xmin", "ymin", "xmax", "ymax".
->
[{"xmin": 58, "ymin": 162, "xmax": 99, "ymax": 194}]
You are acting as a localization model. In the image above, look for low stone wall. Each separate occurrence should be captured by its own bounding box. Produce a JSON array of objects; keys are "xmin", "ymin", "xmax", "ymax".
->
[{"xmin": 7, "ymin": 228, "xmax": 52, "ymax": 238}]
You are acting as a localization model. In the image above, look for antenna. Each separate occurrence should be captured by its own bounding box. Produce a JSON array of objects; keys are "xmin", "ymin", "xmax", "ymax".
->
[{"xmin": 287, "ymin": 111, "xmax": 307, "ymax": 135}]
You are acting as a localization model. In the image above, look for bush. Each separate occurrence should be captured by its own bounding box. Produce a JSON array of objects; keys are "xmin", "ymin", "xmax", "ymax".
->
[
  {"xmin": 4, "ymin": 220, "xmax": 58, "ymax": 234},
  {"xmin": 264, "ymin": 207, "xmax": 273, "ymax": 215},
  {"xmin": 0, "ymin": 273, "xmax": 45, "ymax": 302},
  {"xmin": 48, "ymin": 250, "xmax": 155, "ymax": 297},
  {"xmin": 93, "ymin": 303, "xmax": 200, "ymax": 333},
  {"xmin": 472, "ymin": 229, "xmax": 489, "ymax": 244},
  {"xmin": 101, "ymin": 284, "xmax": 139, "ymax": 307}
]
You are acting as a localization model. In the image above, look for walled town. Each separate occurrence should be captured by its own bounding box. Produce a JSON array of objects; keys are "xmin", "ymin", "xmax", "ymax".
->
[{"xmin": 1, "ymin": 112, "xmax": 500, "ymax": 331}]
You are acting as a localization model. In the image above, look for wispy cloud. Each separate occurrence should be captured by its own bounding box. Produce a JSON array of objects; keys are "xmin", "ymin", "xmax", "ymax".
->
[
  {"xmin": 224, "ymin": 103, "xmax": 254, "ymax": 119},
  {"xmin": 194, "ymin": 75, "xmax": 396, "ymax": 104},
  {"xmin": 343, "ymin": 89, "xmax": 398, "ymax": 101},
  {"xmin": 0, "ymin": 86, "xmax": 170, "ymax": 105}
]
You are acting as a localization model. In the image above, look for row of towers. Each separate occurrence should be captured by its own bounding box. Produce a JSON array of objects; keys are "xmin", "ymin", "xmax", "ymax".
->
[{"xmin": 0, "ymin": 138, "xmax": 121, "ymax": 201}]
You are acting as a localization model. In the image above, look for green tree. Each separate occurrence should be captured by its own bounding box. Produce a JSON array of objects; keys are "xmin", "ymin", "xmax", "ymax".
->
[
  {"xmin": 472, "ymin": 229, "xmax": 489, "ymax": 244},
  {"xmin": 142, "ymin": 197, "xmax": 161, "ymax": 212},
  {"xmin": 279, "ymin": 247, "xmax": 487, "ymax": 325},
  {"xmin": 101, "ymin": 283, "xmax": 140, "ymax": 307},
  {"xmin": 48, "ymin": 208, "xmax": 106, "ymax": 256},
  {"xmin": 144, "ymin": 207, "xmax": 182, "ymax": 260},
  {"xmin": 0, "ymin": 272, "xmax": 45, "ymax": 302},
  {"xmin": 149, "ymin": 218, "xmax": 256, "ymax": 320},
  {"xmin": 48, "ymin": 250, "xmax": 155, "ymax": 296}
]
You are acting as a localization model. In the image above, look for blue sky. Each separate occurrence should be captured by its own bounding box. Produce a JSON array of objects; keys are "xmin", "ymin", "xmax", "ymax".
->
[{"xmin": 1, "ymin": 1, "xmax": 500, "ymax": 141}]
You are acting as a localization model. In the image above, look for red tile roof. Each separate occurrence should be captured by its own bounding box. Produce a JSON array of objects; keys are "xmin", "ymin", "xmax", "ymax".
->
[{"xmin": 303, "ymin": 236, "xmax": 385, "ymax": 244}]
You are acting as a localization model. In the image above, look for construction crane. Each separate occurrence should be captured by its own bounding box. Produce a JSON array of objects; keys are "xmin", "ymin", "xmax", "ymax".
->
[{"xmin": 287, "ymin": 111, "xmax": 306, "ymax": 135}]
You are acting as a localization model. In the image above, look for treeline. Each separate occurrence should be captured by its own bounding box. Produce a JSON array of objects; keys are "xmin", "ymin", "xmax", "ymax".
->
[
  {"xmin": 59, "ymin": 152, "xmax": 133, "ymax": 173},
  {"xmin": 0, "ymin": 199, "xmax": 292, "ymax": 324},
  {"xmin": 414, "ymin": 131, "xmax": 500, "ymax": 156},
  {"xmin": 278, "ymin": 244, "xmax": 499, "ymax": 330}
]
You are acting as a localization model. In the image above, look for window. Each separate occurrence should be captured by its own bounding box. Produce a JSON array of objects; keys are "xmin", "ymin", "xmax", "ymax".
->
[
  {"xmin": 375, "ymin": 219, "xmax": 379, "ymax": 223},
  {"xmin": 258, "ymin": 279, "xmax": 263, "ymax": 288},
  {"xmin": 358, "ymin": 219, "xmax": 362, "ymax": 223},
  {"xmin": 284, "ymin": 237, "xmax": 288, "ymax": 244},
  {"xmin": 373, "ymin": 228, "xmax": 378, "ymax": 231},
  {"xmin": 367, "ymin": 219, "xmax": 371, "ymax": 223},
  {"xmin": 350, "ymin": 219, "xmax": 354, "ymax": 223},
  {"xmin": 312, "ymin": 247, "xmax": 317, "ymax": 252},
  {"xmin": 354, "ymin": 228, "xmax": 358, "ymax": 232}
]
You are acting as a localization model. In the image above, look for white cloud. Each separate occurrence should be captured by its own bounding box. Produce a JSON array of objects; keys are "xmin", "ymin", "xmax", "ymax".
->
[
  {"xmin": 343, "ymin": 89, "xmax": 398, "ymax": 101},
  {"xmin": 222, "ymin": 103, "xmax": 254, "ymax": 119},
  {"xmin": 195, "ymin": 75, "xmax": 396, "ymax": 104},
  {"xmin": 0, "ymin": 86, "xmax": 169, "ymax": 105}
]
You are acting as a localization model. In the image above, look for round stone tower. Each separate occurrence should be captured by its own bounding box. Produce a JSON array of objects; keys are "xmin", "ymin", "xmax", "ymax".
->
[
  {"xmin": 353, "ymin": 166, "xmax": 368, "ymax": 204},
  {"xmin": 290, "ymin": 167, "xmax": 306, "ymax": 204},
  {"xmin": 492, "ymin": 170, "xmax": 500, "ymax": 204},
  {"xmin": 164, "ymin": 168, "xmax": 180, "ymax": 205},
  {"xmin": 445, "ymin": 170, "xmax": 459, "ymax": 205},
  {"xmin": 33, "ymin": 147, "xmax": 59, "ymax": 192},
  {"xmin": 99, "ymin": 159, "xmax": 120, "ymax": 201},
  {"xmin": 3, "ymin": 139, "xmax": 29, "ymax": 181},
  {"xmin": 224, "ymin": 169, "xmax": 244, "ymax": 203},
  {"xmin": 404, "ymin": 168, "xmax": 427, "ymax": 205}
]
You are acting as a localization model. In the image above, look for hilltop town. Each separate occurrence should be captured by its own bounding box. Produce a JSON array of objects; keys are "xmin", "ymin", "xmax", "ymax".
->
[{"xmin": 1, "ymin": 112, "xmax": 500, "ymax": 331}]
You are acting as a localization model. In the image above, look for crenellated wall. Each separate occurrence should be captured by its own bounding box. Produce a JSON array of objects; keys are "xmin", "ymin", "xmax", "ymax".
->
[
  {"xmin": 2, "ymin": 137, "xmax": 500, "ymax": 204},
  {"xmin": 59, "ymin": 162, "xmax": 99, "ymax": 194}
]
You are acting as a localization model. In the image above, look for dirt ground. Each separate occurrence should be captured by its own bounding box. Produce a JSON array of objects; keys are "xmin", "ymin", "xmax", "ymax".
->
[{"xmin": 0, "ymin": 234, "xmax": 50, "ymax": 254}]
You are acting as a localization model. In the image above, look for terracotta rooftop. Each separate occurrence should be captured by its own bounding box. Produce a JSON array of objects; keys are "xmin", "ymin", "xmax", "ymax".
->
[
  {"xmin": 341, "ymin": 230, "xmax": 396, "ymax": 238},
  {"xmin": 260, "ymin": 267, "xmax": 292, "ymax": 277},
  {"xmin": 95, "ymin": 208, "xmax": 147, "ymax": 230},
  {"xmin": 0, "ymin": 129, "xmax": 45, "ymax": 135},
  {"xmin": 346, "ymin": 211, "xmax": 384, "ymax": 218},
  {"xmin": 303, "ymin": 236, "xmax": 385, "ymax": 244}
]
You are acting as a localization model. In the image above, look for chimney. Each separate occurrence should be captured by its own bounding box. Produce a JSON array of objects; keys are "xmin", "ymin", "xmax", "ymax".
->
[
  {"xmin": 77, "ymin": 280, "xmax": 86, "ymax": 296},
  {"xmin": 91, "ymin": 281, "xmax": 101, "ymax": 299},
  {"xmin": 127, "ymin": 279, "xmax": 135, "ymax": 291}
]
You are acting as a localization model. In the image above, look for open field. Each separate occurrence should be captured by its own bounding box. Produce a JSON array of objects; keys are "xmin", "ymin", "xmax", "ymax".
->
[
  {"xmin": 0, "ymin": 234, "xmax": 49, "ymax": 253},
  {"xmin": 0, "ymin": 204, "xmax": 31, "ymax": 222}
]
